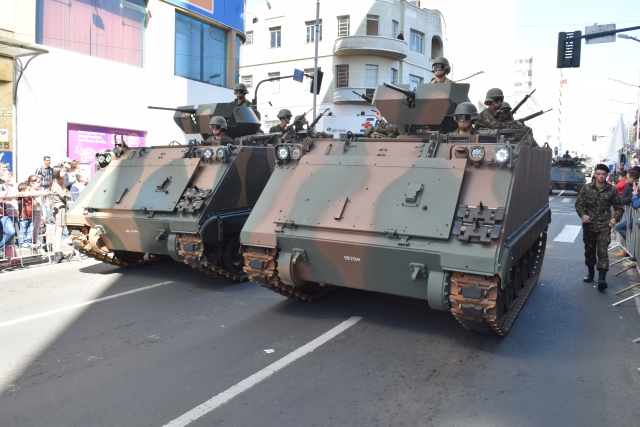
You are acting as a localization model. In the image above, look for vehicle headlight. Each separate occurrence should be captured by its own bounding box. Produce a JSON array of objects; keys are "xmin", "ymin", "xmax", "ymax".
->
[
  {"xmin": 277, "ymin": 146, "xmax": 290, "ymax": 161},
  {"xmin": 290, "ymin": 146, "xmax": 302, "ymax": 160},
  {"xmin": 495, "ymin": 146, "xmax": 510, "ymax": 165},
  {"xmin": 203, "ymin": 148, "xmax": 214, "ymax": 160},
  {"xmin": 216, "ymin": 147, "xmax": 226, "ymax": 160},
  {"xmin": 469, "ymin": 146, "xmax": 485, "ymax": 162},
  {"xmin": 105, "ymin": 153, "xmax": 112, "ymax": 163},
  {"xmin": 97, "ymin": 154, "xmax": 106, "ymax": 164}
]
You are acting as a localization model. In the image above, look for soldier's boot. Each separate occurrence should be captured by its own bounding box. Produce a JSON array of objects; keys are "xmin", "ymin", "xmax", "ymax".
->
[
  {"xmin": 597, "ymin": 269, "xmax": 608, "ymax": 292},
  {"xmin": 583, "ymin": 267, "xmax": 595, "ymax": 283}
]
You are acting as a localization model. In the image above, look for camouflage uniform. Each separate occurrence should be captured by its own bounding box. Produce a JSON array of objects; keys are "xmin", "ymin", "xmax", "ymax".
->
[
  {"xmin": 575, "ymin": 182, "xmax": 624, "ymax": 270},
  {"xmin": 429, "ymin": 77, "xmax": 452, "ymax": 83},
  {"xmin": 476, "ymin": 107, "xmax": 519, "ymax": 130},
  {"xmin": 364, "ymin": 119, "xmax": 398, "ymax": 138},
  {"xmin": 203, "ymin": 134, "xmax": 234, "ymax": 146},
  {"xmin": 269, "ymin": 124, "xmax": 295, "ymax": 141},
  {"xmin": 448, "ymin": 127, "xmax": 476, "ymax": 135}
]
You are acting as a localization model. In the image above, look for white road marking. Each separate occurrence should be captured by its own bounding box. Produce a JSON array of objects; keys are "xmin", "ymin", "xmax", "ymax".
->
[
  {"xmin": 553, "ymin": 225, "xmax": 582, "ymax": 243},
  {"xmin": 163, "ymin": 316, "xmax": 363, "ymax": 427},
  {"xmin": 0, "ymin": 281, "xmax": 174, "ymax": 329},
  {"xmin": 549, "ymin": 197, "xmax": 555, "ymax": 202},
  {"xmin": 558, "ymin": 190, "xmax": 565, "ymax": 196},
  {"xmin": 562, "ymin": 198, "xmax": 572, "ymax": 203}
]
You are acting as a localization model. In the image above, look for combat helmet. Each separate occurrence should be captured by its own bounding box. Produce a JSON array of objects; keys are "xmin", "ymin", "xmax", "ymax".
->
[
  {"xmin": 294, "ymin": 114, "xmax": 308, "ymax": 125},
  {"xmin": 432, "ymin": 56, "xmax": 451, "ymax": 73},
  {"xmin": 499, "ymin": 101, "xmax": 511, "ymax": 113},
  {"xmin": 277, "ymin": 109, "xmax": 293, "ymax": 119},
  {"xmin": 453, "ymin": 102, "xmax": 479, "ymax": 121},
  {"xmin": 484, "ymin": 88, "xmax": 504, "ymax": 105},
  {"xmin": 234, "ymin": 83, "xmax": 249, "ymax": 94},
  {"xmin": 209, "ymin": 116, "xmax": 228, "ymax": 130}
]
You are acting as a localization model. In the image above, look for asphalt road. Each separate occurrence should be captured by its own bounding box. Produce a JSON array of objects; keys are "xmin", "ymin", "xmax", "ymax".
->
[{"xmin": 1, "ymin": 192, "xmax": 639, "ymax": 427}]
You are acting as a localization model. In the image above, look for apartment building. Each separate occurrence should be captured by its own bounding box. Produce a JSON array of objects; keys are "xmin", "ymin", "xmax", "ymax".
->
[
  {"xmin": 240, "ymin": 0, "xmax": 444, "ymax": 133},
  {"xmin": 0, "ymin": 0, "xmax": 245, "ymax": 177}
]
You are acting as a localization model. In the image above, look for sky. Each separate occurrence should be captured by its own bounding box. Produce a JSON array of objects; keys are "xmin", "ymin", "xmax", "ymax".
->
[{"xmin": 515, "ymin": 0, "xmax": 640, "ymax": 155}]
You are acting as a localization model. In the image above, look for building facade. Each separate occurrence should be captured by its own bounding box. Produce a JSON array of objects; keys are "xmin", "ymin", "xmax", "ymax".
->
[
  {"xmin": 240, "ymin": 0, "xmax": 444, "ymax": 134},
  {"xmin": 0, "ymin": 0, "xmax": 245, "ymax": 179}
]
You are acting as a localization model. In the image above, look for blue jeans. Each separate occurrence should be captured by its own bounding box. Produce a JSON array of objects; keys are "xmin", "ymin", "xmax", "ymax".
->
[
  {"xmin": 0, "ymin": 216, "xmax": 17, "ymax": 250},
  {"xmin": 42, "ymin": 194, "xmax": 53, "ymax": 223},
  {"xmin": 616, "ymin": 219, "xmax": 628, "ymax": 240},
  {"xmin": 19, "ymin": 219, "xmax": 33, "ymax": 247}
]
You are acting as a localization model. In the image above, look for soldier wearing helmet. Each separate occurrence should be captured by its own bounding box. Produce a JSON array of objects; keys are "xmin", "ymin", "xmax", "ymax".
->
[
  {"xmin": 232, "ymin": 83, "xmax": 261, "ymax": 119},
  {"xmin": 496, "ymin": 101, "xmax": 513, "ymax": 122},
  {"xmin": 476, "ymin": 88, "xmax": 524, "ymax": 129},
  {"xmin": 269, "ymin": 109, "xmax": 294, "ymax": 141},
  {"xmin": 293, "ymin": 114, "xmax": 330, "ymax": 139},
  {"xmin": 448, "ymin": 102, "xmax": 479, "ymax": 135},
  {"xmin": 429, "ymin": 57, "xmax": 452, "ymax": 84},
  {"xmin": 203, "ymin": 116, "xmax": 234, "ymax": 146}
]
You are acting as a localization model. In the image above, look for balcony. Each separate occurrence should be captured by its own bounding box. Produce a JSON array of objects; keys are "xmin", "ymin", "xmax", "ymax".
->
[
  {"xmin": 333, "ymin": 87, "xmax": 375, "ymax": 104},
  {"xmin": 334, "ymin": 36, "xmax": 407, "ymax": 60}
]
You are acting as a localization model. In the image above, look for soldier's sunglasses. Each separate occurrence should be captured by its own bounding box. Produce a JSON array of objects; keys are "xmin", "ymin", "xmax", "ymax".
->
[
  {"xmin": 433, "ymin": 64, "xmax": 447, "ymax": 71},
  {"xmin": 454, "ymin": 115, "xmax": 472, "ymax": 122},
  {"xmin": 234, "ymin": 90, "xmax": 244, "ymax": 94},
  {"xmin": 210, "ymin": 125, "xmax": 223, "ymax": 130},
  {"xmin": 492, "ymin": 97, "xmax": 504, "ymax": 103}
]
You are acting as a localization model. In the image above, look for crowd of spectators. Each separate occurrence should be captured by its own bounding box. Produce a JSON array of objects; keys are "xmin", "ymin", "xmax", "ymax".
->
[
  {"xmin": 610, "ymin": 162, "xmax": 640, "ymax": 260},
  {"xmin": 0, "ymin": 156, "xmax": 90, "ymax": 263}
]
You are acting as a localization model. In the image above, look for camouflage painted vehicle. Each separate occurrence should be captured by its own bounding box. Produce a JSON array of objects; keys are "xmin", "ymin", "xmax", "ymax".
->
[
  {"xmin": 241, "ymin": 83, "xmax": 552, "ymax": 335},
  {"xmin": 550, "ymin": 155, "xmax": 587, "ymax": 194},
  {"xmin": 67, "ymin": 103, "xmax": 276, "ymax": 280}
]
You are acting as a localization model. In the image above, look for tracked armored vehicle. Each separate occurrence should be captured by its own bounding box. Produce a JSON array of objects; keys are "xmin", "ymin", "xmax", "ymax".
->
[
  {"xmin": 550, "ymin": 154, "xmax": 586, "ymax": 194},
  {"xmin": 241, "ymin": 83, "xmax": 552, "ymax": 335},
  {"xmin": 67, "ymin": 103, "xmax": 276, "ymax": 280}
]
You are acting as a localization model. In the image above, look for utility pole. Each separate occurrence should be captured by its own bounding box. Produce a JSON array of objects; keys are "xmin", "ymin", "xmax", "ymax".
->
[{"xmin": 313, "ymin": 0, "xmax": 320, "ymax": 122}]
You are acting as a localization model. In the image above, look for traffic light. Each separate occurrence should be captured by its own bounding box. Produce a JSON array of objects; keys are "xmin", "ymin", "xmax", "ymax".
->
[
  {"xmin": 592, "ymin": 134, "xmax": 597, "ymax": 141},
  {"xmin": 309, "ymin": 70, "xmax": 324, "ymax": 95},
  {"xmin": 557, "ymin": 31, "xmax": 582, "ymax": 68}
]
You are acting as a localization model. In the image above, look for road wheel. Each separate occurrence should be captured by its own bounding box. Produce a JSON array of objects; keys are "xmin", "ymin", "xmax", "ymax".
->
[
  {"xmin": 113, "ymin": 250, "xmax": 145, "ymax": 264},
  {"xmin": 222, "ymin": 233, "xmax": 247, "ymax": 278}
]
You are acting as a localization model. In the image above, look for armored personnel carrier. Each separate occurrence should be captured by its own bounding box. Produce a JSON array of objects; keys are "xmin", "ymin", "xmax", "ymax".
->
[
  {"xmin": 550, "ymin": 153, "xmax": 586, "ymax": 194},
  {"xmin": 67, "ymin": 103, "xmax": 276, "ymax": 280},
  {"xmin": 241, "ymin": 83, "xmax": 552, "ymax": 335}
]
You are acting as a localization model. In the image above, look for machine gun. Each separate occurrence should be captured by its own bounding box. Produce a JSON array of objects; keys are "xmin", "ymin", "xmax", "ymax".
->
[
  {"xmin": 307, "ymin": 108, "xmax": 330, "ymax": 131},
  {"xmin": 148, "ymin": 106, "xmax": 197, "ymax": 114},
  {"xmin": 282, "ymin": 108, "xmax": 313, "ymax": 137},
  {"xmin": 518, "ymin": 108, "xmax": 552, "ymax": 123},
  {"xmin": 510, "ymin": 89, "xmax": 536, "ymax": 117},
  {"xmin": 383, "ymin": 83, "xmax": 416, "ymax": 108},
  {"xmin": 352, "ymin": 91, "xmax": 373, "ymax": 103}
]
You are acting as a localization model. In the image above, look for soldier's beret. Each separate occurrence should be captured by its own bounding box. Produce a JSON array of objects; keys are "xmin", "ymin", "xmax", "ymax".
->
[{"xmin": 595, "ymin": 163, "xmax": 610, "ymax": 173}]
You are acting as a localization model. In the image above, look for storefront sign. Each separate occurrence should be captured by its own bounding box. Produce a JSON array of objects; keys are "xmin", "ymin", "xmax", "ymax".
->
[
  {"xmin": 163, "ymin": 0, "xmax": 245, "ymax": 34},
  {"xmin": 67, "ymin": 123, "xmax": 147, "ymax": 172}
]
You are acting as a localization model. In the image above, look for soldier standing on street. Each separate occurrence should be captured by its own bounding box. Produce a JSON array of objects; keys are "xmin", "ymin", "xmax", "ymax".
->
[
  {"xmin": 429, "ymin": 57, "xmax": 452, "ymax": 84},
  {"xmin": 476, "ymin": 88, "xmax": 524, "ymax": 130},
  {"xmin": 203, "ymin": 116, "xmax": 234, "ymax": 146},
  {"xmin": 232, "ymin": 83, "xmax": 261, "ymax": 119},
  {"xmin": 575, "ymin": 163, "xmax": 624, "ymax": 291},
  {"xmin": 269, "ymin": 109, "xmax": 294, "ymax": 141},
  {"xmin": 448, "ymin": 102, "xmax": 478, "ymax": 135}
]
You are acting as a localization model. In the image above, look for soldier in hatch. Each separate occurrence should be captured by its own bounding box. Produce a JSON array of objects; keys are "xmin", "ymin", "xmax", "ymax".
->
[
  {"xmin": 365, "ymin": 111, "xmax": 399, "ymax": 138},
  {"xmin": 293, "ymin": 115, "xmax": 330, "ymax": 139},
  {"xmin": 448, "ymin": 103, "xmax": 478, "ymax": 135},
  {"xmin": 429, "ymin": 57, "xmax": 452, "ymax": 83},
  {"xmin": 203, "ymin": 116, "xmax": 234, "ymax": 146},
  {"xmin": 232, "ymin": 83, "xmax": 261, "ymax": 119},
  {"xmin": 562, "ymin": 150, "xmax": 572, "ymax": 159},
  {"xmin": 476, "ymin": 88, "xmax": 525, "ymax": 130},
  {"xmin": 575, "ymin": 163, "xmax": 624, "ymax": 291},
  {"xmin": 496, "ymin": 101, "xmax": 513, "ymax": 122},
  {"xmin": 270, "ymin": 109, "xmax": 295, "ymax": 141}
]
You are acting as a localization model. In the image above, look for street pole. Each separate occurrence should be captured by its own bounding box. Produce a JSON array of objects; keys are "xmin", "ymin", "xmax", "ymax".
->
[{"xmin": 312, "ymin": 0, "xmax": 320, "ymax": 122}]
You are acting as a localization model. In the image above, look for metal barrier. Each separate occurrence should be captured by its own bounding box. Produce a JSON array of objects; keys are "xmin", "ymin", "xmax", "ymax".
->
[{"xmin": 611, "ymin": 204, "xmax": 640, "ymax": 275}]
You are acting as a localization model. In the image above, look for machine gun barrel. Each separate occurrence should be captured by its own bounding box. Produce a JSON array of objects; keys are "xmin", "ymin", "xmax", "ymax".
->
[
  {"xmin": 519, "ymin": 108, "xmax": 552, "ymax": 122},
  {"xmin": 308, "ymin": 108, "xmax": 330, "ymax": 130},
  {"xmin": 148, "ymin": 106, "xmax": 197, "ymax": 114},
  {"xmin": 283, "ymin": 108, "xmax": 313, "ymax": 135},
  {"xmin": 383, "ymin": 83, "xmax": 415, "ymax": 99},
  {"xmin": 352, "ymin": 91, "xmax": 373, "ymax": 103},
  {"xmin": 510, "ymin": 89, "xmax": 536, "ymax": 116}
]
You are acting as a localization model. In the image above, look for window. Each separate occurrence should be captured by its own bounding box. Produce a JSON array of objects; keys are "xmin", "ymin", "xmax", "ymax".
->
[
  {"xmin": 269, "ymin": 72, "xmax": 280, "ymax": 93},
  {"xmin": 270, "ymin": 27, "xmax": 281, "ymax": 48},
  {"xmin": 410, "ymin": 29, "xmax": 424, "ymax": 53},
  {"xmin": 306, "ymin": 20, "xmax": 323, "ymax": 42},
  {"xmin": 175, "ymin": 12, "xmax": 227, "ymax": 86},
  {"xmin": 337, "ymin": 16, "xmax": 350, "ymax": 37},
  {"xmin": 365, "ymin": 65, "xmax": 378, "ymax": 87},
  {"xmin": 392, "ymin": 20, "xmax": 399, "ymax": 38},
  {"xmin": 36, "ymin": 0, "xmax": 146, "ymax": 67},
  {"xmin": 409, "ymin": 74, "xmax": 423, "ymax": 90},
  {"xmin": 336, "ymin": 65, "xmax": 349, "ymax": 88},
  {"xmin": 391, "ymin": 68, "xmax": 398, "ymax": 84},
  {"xmin": 366, "ymin": 15, "xmax": 379, "ymax": 36},
  {"xmin": 246, "ymin": 31, "xmax": 253, "ymax": 45},
  {"xmin": 242, "ymin": 76, "xmax": 253, "ymax": 88}
]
